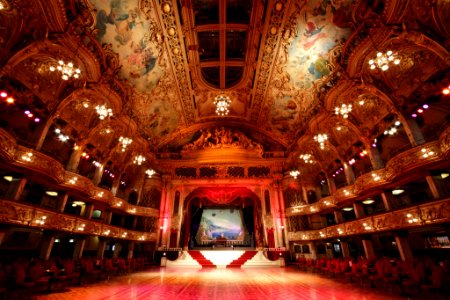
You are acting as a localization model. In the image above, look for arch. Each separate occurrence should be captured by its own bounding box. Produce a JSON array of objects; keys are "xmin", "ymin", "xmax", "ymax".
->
[{"xmin": 180, "ymin": 186, "xmax": 264, "ymax": 249}]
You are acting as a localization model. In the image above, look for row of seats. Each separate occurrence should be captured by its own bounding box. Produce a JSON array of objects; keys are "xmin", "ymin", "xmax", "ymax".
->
[
  {"xmin": 293, "ymin": 256, "xmax": 449, "ymax": 298},
  {"xmin": 0, "ymin": 256, "xmax": 151, "ymax": 299}
]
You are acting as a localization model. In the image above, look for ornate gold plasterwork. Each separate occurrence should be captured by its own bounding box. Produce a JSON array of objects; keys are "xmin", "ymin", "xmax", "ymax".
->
[
  {"xmin": 288, "ymin": 198, "xmax": 450, "ymax": 241},
  {"xmin": 0, "ymin": 199, "xmax": 157, "ymax": 241}
]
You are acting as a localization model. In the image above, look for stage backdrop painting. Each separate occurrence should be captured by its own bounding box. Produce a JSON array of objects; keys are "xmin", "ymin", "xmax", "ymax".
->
[{"xmin": 195, "ymin": 208, "xmax": 248, "ymax": 244}]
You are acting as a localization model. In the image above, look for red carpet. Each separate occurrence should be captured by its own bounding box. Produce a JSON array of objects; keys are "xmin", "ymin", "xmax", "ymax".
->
[
  {"xmin": 226, "ymin": 251, "xmax": 257, "ymax": 268},
  {"xmin": 188, "ymin": 251, "xmax": 216, "ymax": 267}
]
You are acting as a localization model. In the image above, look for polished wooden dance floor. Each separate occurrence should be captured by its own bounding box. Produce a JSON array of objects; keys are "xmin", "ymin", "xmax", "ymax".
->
[{"xmin": 36, "ymin": 267, "xmax": 406, "ymax": 300}]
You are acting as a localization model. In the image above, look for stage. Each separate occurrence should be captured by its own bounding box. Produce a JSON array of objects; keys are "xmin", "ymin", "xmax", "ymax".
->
[{"xmin": 35, "ymin": 267, "xmax": 405, "ymax": 300}]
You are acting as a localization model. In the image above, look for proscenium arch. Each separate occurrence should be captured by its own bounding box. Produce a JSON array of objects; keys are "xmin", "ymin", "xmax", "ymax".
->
[{"xmin": 180, "ymin": 187, "xmax": 265, "ymax": 249}]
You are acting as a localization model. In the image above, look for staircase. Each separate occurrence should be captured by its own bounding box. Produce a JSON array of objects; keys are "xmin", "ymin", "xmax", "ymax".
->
[
  {"xmin": 188, "ymin": 251, "xmax": 216, "ymax": 268},
  {"xmin": 227, "ymin": 251, "xmax": 258, "ymax": 268}
]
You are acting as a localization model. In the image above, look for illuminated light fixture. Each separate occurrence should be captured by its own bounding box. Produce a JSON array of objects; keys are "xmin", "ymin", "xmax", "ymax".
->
[
  {"xmin": 384, "ymin": 121, "xmax": 402, "ymax": 135},
  {"xmin": 21, "ymin": 152, "xmax": 33, "ymax": 162},
  {"xmin": 121, "ymin": 232, "xmax": 128, "ymax": 238},
  {"xmin": 314, "ymin": 133, "xmax": 328, "ymax": 149},
  {"xmin": 54, "ymin": 128, "xmax": 69, "ymax": 142},
  {"xmin": 116, "ymin": 201, "xmax": 122, "ymax": 207},
  {"xmin": 357, "ymin": 95, "xmax": 365, "ymax": 106},
  {"xmin": 368, "ymin": 50, "xmax": 400, "ymax": 71},
  {"xmin": 344, "ymin": 190, "xmax": 350, "ymax": 196},
  {"xmin": 392, "ymin": 189, "xmax": 404, "ymax": 195},
  {"xmin": 97, "ymin": 191, "xmax": 104, "ymax": 197},
  {"xmin": 421, "ymin": 148, "xmax": 435, "ymax": 158},
  {"xmin": 319, "ymin": 232, "xmax": 325, "ymax": 238},
  {"xmin": 145, "ymin": 168, "xmax": 156, "ymax": 178},
  {"xmin": 119, "ymin": 136, "xmax": 133, "ymax": 152},
  {"xmin": 92, "ymin": 160, "xmax": 101, "ymax": 167},
  {"xmin": 104, "ymin": 230, "xmax": 110, "ymax": 235},
  {"xmin": 3, "ymin": 175, "xmax": 13, "ymax": 182},
  {"xmin": 133, "ymin": 155, "xmax": 146, "ymax": 165},
  {"xmin": 289, "ymin": 170, "xmax": 300, "ymax": 179},
  {"xmin": 406, "ymin": 213, "xmax": 419, "ymax": 224},
  {"xmin": 299, "ymin": 153, "xmax": 314, "ymax": 164},
  {"xmin": 442, "ymin": 85, "xmax": 450, "ymax": 95},
  {"xmin": 362, "ymin": 199, "xmax": 375, "ymax": 205},
  {"xmin": 363, "ymin": 223, "xmax": 372, "ymax": 230},
  {"xmin": 335, "ymin": 103, "xmax": 352, "ymax": 118},
  {"xmin": 73, "ymin": 201, "xmax": 85, "ymax": 206},
  {"xmin": 348, "ymin": 158, "xmax": 356, "ymax": 165},
  {"xmin": 77, "ymin": 224, "xmax": 86, "ymax": 231},
  {"xmin": 0, "ymin": 91, "xmax": 7, "ymax": 97},
  {"xmin": 54, "ymin": 239, "xmax": 60, "ymax": 243},
  {"xmin": 69, "ymin": 239, "xmax": 74, "ymax": 243},
  {"xmin": 139, "ymin": 236, "xmax": 145, "ymax": 241},
  {"xmin": 342, "ymin": 207, "xmax": 353, "ymax": 211},
  {"xmin": 371, "ymin": 173, "xmax": 380, "ymax": 181},
  {"xmin": 6, "ymin": 96, "xmax": 14, "ymax": 104},
  {"xmin": 82, "ymin": 101, "xmax": 89, "ymax": 108},
  {"xmin": 49, "ymin": 60, "xmax": 81, "ymax": 80},
  {"xmin": 35, "ymin": 216, "xmax": 47, "ymax": 225},
  {"xmin": 95, "ymin": 105, "xmax": 113, "ymax": 120},
  {"xmin": 441, "ymin": 173, "xmax": 449, "ymax": 179},
  {"xmin": 213, "ymin": 95, "xmax": 231, "ymax": 116},
  {"xmin": 46, "ymin": 191, "xmax": 58, "ymax": 197},
  {"xmin": 0, "ymin": 0, "xmax": 11, "ymax": 11}
]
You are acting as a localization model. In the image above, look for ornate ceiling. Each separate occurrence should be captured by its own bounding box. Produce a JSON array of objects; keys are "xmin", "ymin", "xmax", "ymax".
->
[{"xmin": 0, "ymin": 0, "xmax": 449, "ymax": 179}]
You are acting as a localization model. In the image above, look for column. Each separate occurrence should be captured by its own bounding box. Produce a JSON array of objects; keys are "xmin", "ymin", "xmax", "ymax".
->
[
  {"xmin": 97, "ymin": 239, "xmax": 107, "ymax": 259},
  {"xmin": 309, "ymin": 242, "xmax": 317, "ymax": 259},
  {"xmin": 340, "ymin": 240, "xmax": 351, "ymax": 258},
  {"xmin": 353, "ymin": 202, "xmax": 365, "ymax": 219},
  {"xmin": 406, "ymin": 118, "xmax": 425, "ymax": 146},
  {"xmin": 343, "ymin": 163, "xmax": 355, "ymax": 185},
  {"xmin": 84, "ymin": 203, "xmax": 94, "ymax": 219},
  {"xmin": 66, "ymin": 146, "xmax": 83, "ymax": 172},
  {"xmin": 334, "ymin": 211, "xmax": 344, "ymax": 224},
  {"xmin": 381, "ymin": 192, "xmax": 393, "ymax": 211},
  {"xmin": 92, "ymin": 164, "xmax": 104, "ymax": 186},
  {"xmin": 362, "ymin": 238, "xmax": 376, "ymax": 260},
  {"xmin": 6, "ymin": 178, "xmax": 27, "ymax": 200},
  {"xmin": 425, "ymin": 175, "xmax": 440, "ymax": 199},
  {"xmin": 369, "ymin": 147, "xmax": 384, "ymax": 170},
  {"xmin": 113, "ymin": 242, "xmax": 121, "ymax": 258},
  {"xmin": 104, "ymin": 211, "xmax": 113, "ymax": 224},
  {"xmin": 110, "ymin": 176, "xmax": 122, "ymax": 196},
  {"xmin": 39, "ymin": 233, "xmax": 56, "ymax": 260},
  {"xmin": 57, "ymin": 193, "xmax": 69, "ymax": 212},
  {"xmin": 395, "ymin": 235, "xmax": 413, "ymax": 261},
  {"xmin": 127, "ymin": 242, "xmax": 135, "ymax": 259},
  {"xmin": 35, "ymin": 117, "xmax": 55, "ymax": 151},
  {"xmin": 326, "ymin": 175, "xmax": 336, "ymax": 194},
  {"xmin": 73, "ymin": 238, "xmax": 86, "ymax": 259}
]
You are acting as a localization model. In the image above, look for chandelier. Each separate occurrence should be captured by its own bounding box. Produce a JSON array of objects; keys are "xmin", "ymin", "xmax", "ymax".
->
[
  {"xmin": 299, "ymin": 153, "xmax": 314, "ymax": 164},
  {"xmin": 49, "ymin": 60, "xmax": 81, "ymax": 80},
  {"xmin": 368, "ymin": 50, "xmax": 400, "ymax": 71},
  {"xmin": 0, "ymin": 0, "xmax": 11, "ymax": 10},
  {"xmin": 119, "ymin": 136, "xmax": 133, "ymax": 152},
  {"xmin": 95, "ymin": 105, "xmax": 113, "ymax": 120},
  {"xmin": 145, "ymin": 169, "xmax": 155, "ymax": 178},
  {"xmin": 289, "ymin": 170, "xmax": 300, "ymax": 179},
  {"xmin": 213, "ymin": 95, "xmax": 231, "ymax": 116},
  {"xmin": 335, "ymin": 103, "xmax": 352, "ymax": 119},
  {"xmin": 133, "ymin": 155, "xmax": 146, "ymax": 165},
  {"xmin": 314, "ymin": 133, "xmax": 328, "ymax": 149}
]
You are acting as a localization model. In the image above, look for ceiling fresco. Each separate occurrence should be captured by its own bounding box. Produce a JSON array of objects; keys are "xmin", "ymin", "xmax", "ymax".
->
[
  {"xmin": 263, "ymin": 0, "xmax": 354, "ymax": 140},
  {"xmin": 88, "ymin": 0, "xmax": 183, "ymax": 143}
]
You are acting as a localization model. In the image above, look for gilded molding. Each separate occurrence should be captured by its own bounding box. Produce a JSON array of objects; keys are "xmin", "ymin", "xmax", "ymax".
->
[
  {"xmin": 0, "ymin": 199, "xmax": 157, "ymax": 242},
  {"xmin": 288, "ymin": 198, "xmax": 450, "ymax": 241},
  {"xmin": 0, "ymin": 128, "xmax": 17, "ymax": 161}
]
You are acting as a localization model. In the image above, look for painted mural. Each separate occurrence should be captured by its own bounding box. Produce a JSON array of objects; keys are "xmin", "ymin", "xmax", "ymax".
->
[
  {"xmin": 91, "ymin": 0, "xmax": 164, "ymax": 90},
  {"xmin": 285, "ymin": 0, "xmax": 353, "ymax": 89},
  {"xmin": 267, "ymin": 0, "xmax": 354, "ymax": 139}
]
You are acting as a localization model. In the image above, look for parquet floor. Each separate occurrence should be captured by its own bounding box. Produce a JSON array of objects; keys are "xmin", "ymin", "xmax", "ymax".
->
[{"xmin": 36, "ymin": 267, "xmax": 408, "ymax": 300}]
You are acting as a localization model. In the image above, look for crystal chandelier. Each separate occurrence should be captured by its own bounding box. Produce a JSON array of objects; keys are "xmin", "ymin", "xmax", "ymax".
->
[
  {"xmin": 314, "ymin": 133, "xmax": 328, "ymax": 149},
  {"xmin": 299, "ymin": 153, "xmax": 314, "ymax": 164},
  {"xmin": 289, "ymin": 170, "xmax": 300, "ymax": 179},
  {"xmin": 368, "ymin": 50, "xmax": 400, "ymax": 71},
  {"xmin": 95, "ymin": 105, "xmax": 113, "ymax": 120},
  {"xmin": 145, "ymin": 169, "xmax": 155, "ymax": 178},
  {"xmin": 49, "ymin": 60, "xmax": 81, "ymax": 80},
  {"xmin": 119, "ymin": 136, "xmax": 133, "ymax": 152},
  {"xmin": 335, "ymin": 103, "xmax": 352, "ymax": 119},
  {"xmin": 133, "ymin": 155, "xmax": 146, "ymax": 165},
  {"xmin": 213, "ymin": 95, "xmax": 231, "ymax": 116}
]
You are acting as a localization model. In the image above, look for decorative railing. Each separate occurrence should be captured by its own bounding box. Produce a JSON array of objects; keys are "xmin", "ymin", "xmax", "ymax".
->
[
  {"xmin": 0, "ymin": 199, "xmax": 157, "ymax": 242},
  {"xmin": 288, "ymin": 198, "xmax": 450, "ymax": 241},
  {"xmin": 0, "ymin": 129, "xmax": 159, "ymax": 218},
  {"xmin": 286, "ymin": 134, "xmax": 448, "ymax": 217}
]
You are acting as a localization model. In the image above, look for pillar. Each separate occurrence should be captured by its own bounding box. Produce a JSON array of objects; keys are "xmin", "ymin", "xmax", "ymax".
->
[
  {"xmin": 39, "ymin": 234, "xmax": 56, "ymax": 260},
  {"xmin": 110, "ymin": 176, "xmax": 122, "ymax": 196},
  {"xmin": 340, "ymin": 240, "xmax": 351, "ymax": 258},
  {"xmin": 425, "ymin": 175, "xmax": 440, "ymax": 199},
  {"xmin": 362, "ymin": 238, "xmax": 376, "ymax": 260},
  {"xmin": 369, "ymin": 147, "xmax": 384, "ymax": 170},
  {"xmin": 326, "ymin": 174, "xmax": 337, "ymax": 194},
  {"xmin": 97, "ymin": 239, "xmax": 107, "ymax": 259},
  {"xmin": 343, "ymin": 163, "xmax": 355, "ymax": 185},
  {"xmin": 113, "ymin": 242, "xmax": 121, "ymax": 258},
  {"xmin": 334, "ymin": 211, "xmax": 344, "ymax": 224},
  {"xmin": 353, "ymin": 202, "xmax": 365, "ymax": 219},
  {"xmin": 6, "ymin": 178, "xmax": 27, "ymax": 200},
  {"xmin": 127, "ymin": 242, "xmax": 135, "ymax": 259},
  {"xmin": 66, "ymin": 147, "xmax": 83, "ymax": 172},
  {"xmin": 73, "ymin": 238, "xmax": 86, "ymax": 259},
  {"xmin": 406, "ymin": 119, "xmax": 425, "ymax": 146},
  {"xmin": 92, "ymin": 164, "xmax": 104, "ymax": 186},
  {"xmin": 395, "ymin": 235, "xmax": 414, "ymax": 261},
  {"xmin": 381, "ymin": 192, "xmax": 393, "ymax": 211},
  {"xmin": 84, "ymin": 203, "xmax": 94, "ymax": 219},
  {"xmin": 35, "ymin": 117, "xmax": 54, "ymax": 151},
  {"xmin": 104, "ymin": 211, "xmax": 113, "ymax": 224},
  {"xmin": 57, "ymin": 193, "xmax": 69, "ymax": 212}
]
